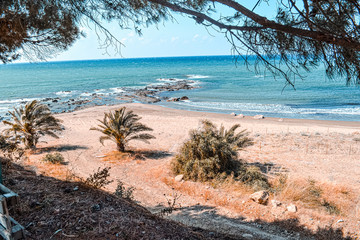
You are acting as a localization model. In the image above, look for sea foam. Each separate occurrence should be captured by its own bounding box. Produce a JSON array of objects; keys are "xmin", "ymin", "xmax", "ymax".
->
[
  {"xmin": 0, "ymin": 98, "xmax": 38, "ymax": 104},
  {"xmin": 174, "ymin": 101, "xmax": 360, "ymax": 116},
  {"xmin": 56, "ymin": 91, "xmax": 74, "ymax": 96},
  {"xmin": 110, "ymin": 87, "xmax": 125, "ymax": 93},
  {"xmin": 186, "ymin": 74, "xmax": 210, "ymax": 79}
]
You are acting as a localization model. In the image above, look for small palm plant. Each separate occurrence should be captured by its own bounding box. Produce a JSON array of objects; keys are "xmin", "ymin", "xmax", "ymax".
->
[
  {"xmin": 90, "ymin": 107, "xmax": 155, "ymax": 152},
  {"xmin": 172, "ymin": 120, "xmax": 253, "ymax": 182},
  {"xmin": 2, "ymin": 100, "xmax": 62, "ymax": 149}
]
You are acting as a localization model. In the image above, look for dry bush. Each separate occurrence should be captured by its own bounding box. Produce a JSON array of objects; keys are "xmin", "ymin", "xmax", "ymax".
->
[
  {"xmin": 42, "ymin": 152, "xmax": 65, "ymax": 164},
  {"xmin": 237, "ymin": 165, "xmax": 269, "ymax": 190},
  {"xmin": 172, "ymin": 120, "xmax": 251, "ymax": 181},
  {"xmin": 172, "ymin": 120, "xmax": 268, "ymax": 188},
  {"xmin": 114, "ymin": 180, "xmax": 135, "ymax": 200},
  {"xmin": 84, "ymin": 167, "xmax": 113, "ymax": 189},
  {"xmin": 158, "ymin": 191, "xmax": 182, "ymax": 217}
]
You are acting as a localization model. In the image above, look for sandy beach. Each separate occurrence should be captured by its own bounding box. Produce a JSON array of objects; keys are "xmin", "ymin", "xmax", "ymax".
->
[
  {"xmin": 48, "ymin": 103, "xmax": 360, "ymax": 186},
  {"xmin": 4, "ymin": 103, "xmax": 360, "ymax": 238}
]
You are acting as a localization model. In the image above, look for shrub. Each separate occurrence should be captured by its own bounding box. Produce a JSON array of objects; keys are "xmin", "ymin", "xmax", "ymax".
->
[
  {"xmin": 2, "ymin": 100, "xmax": 62, "ymax": 149},
  {"xmin": 114, "ymin": 180, "xmax": 135, "ymax": 200},
  {"xmin": 90, "ymin": 107, "xmax": 155, "ymax": 152},
  {"xmin": 42, "ymin": 152, "xmax": 65, "ymax": 164},
  {"xmin": 321, "ymin": 200, "xmax": 340, "ymax": 215},
  {"xmin": 85, "ymin": 167, "xmax": 113, "ymax": 189},
  {"xmin": 159, "ymin": 192, "xmax": 182, "ymax": 217},
  {"xmin": 172, "ymin": 120, "xmax": 259, "ymax": 184},
  {"xmin": 237, "ymin": 165, "xmax": 269, "ymax": 190},
  {"xmin": 0, "ymin": 134, "xmax": 23, "ymax": 162}
]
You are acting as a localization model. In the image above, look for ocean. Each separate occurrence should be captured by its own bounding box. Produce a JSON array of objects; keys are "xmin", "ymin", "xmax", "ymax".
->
[{"xmin": 1, "ymin": 55, "xmax": 360, "ymax": 121}]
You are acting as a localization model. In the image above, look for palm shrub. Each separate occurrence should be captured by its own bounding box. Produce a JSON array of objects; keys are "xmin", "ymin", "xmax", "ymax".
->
[
  {"xmin": 0, "ymin": 135, "xmax": 18, "ymax": 154},
  {"xmin": 2, "ymin": 100, "xmax": 62, "ymax": 149},
  {"xmin": 0, "ymin": 134, "xmax": 23, "ymax": 162},
  {"xmin": 90, "ymin": 107, "xmax": 155, "ymax": 152},
  {"xmin": 172, "ymin": 120, "xmax": 254, "ymax": 182}
]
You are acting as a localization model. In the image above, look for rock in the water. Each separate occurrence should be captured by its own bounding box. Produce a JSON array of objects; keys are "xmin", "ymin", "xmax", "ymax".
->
[
  {"xmin": 175, "ymin": 174, "xmax": 184, "ymax": 182},
  {"xmin": 250, "ymin": 190, "xmax": 269, "ymax": 205},
  {"xmin": 230, "ymin": 112, "xmax": 237, "ymax": 116},
  {"xmin": 236, "ymin": 114, "xmax": 245, "ymax": 118},
  {"xmin": 180, "ymin": 96, "xmax": 189, "ymax": 101},
  {"xmin": 271, "ymin": 199, "xmax": 281, "ymax": 207},
  {"xmin": 287, "ymin": 204, "xmax": 297, "ymax": 213},
  {"xmin": 254, "ymin": 115, "xmax": 264, "ymax": 119},
  {"xmin": 167, "ymin": 97, "xmax": 180, "ymax": 102}
]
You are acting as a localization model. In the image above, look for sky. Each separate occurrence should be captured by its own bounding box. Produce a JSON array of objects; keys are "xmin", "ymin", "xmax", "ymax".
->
[
  {"xmin": 54, "ymin": 16, "xmax": 232, "ymax": 61},
  {"xmin": 46, "ymin": 2, "xmax": 277, "ymax": 62}
]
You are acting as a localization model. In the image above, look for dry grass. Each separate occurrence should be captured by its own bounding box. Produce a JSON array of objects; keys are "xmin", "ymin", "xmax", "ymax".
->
[
  {"xmin": 26, "ymin": 156, "xmax": 72, "ymax": 181},
  {"xmin": 161, "ymin": 176, "xmax": 255, "ymax": 214},
  {"xmin": 272, "ymin": 177, "xmax": 356, "ymax": 216},
  {"xmin": 102, "ymin": 150, "xmax": 133, "ymax": 164},
  {"xmin": 161, "ymin": 167, "xmax": 358, "ymax": 225}
]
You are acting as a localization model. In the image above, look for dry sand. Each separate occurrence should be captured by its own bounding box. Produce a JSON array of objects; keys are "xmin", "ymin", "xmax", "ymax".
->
[
  {"xmin": 4, "ymin": 103, "xmax": 360, "ymax": 238},
  {"xmin": 50, "ymin": 103, "xmax": 360, "ymax": 187}
]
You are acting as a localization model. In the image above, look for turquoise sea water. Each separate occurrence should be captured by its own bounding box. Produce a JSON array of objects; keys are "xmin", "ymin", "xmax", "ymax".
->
[{"xmin": 1, "ymin": 55, "xmax": 360, "ymax": 121}]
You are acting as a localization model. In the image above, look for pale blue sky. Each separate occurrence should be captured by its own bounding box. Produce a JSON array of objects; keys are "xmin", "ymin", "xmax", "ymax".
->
[
  {"xmin": 54, "ymin": 17, "xmax": 231, "ymax": 61},
  {"xmin": 52, "ymin": 2, "xmax": 277, "ymax": 61}
]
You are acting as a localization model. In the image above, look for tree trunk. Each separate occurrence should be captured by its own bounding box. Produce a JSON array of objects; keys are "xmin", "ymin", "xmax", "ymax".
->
[
  {"xmin": 117, "ymin": 143, "xmax": 125, "ymax": 152},
  {"xmin": 25, "ymin": 137, "xmax": 36, "ymax": 149}
]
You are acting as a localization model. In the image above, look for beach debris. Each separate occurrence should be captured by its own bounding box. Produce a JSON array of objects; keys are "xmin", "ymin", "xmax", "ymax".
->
[
  {"xmin": 180, "ymin": 96, "xmax": 189, "ymax": 100},
  {"xmin": 236, "ymin": 114, "xmax": 245, "ymax": 118},
  {"xmin": 287, "ymin": 204, "xmax": 297, "ymax": 213},
  {"xmin": 253, "ymin": 115, "xmax": 264, "ymax": 119},
  {"xmin": 337, "ymin": 219, "xmax": 344, "ymax": 223},
  {"xmin": 271, "ymin": 199, "xmax": 282, "ymax": 208},
  {"xmin": 230, "ymin": 112, "xmax": 237, "ymax": 116},
  {"xmin": 175, "ymin": 174, "xmax": 184, "ymax": 182},
  {"xmin": 278, "ymin": 118, "xmax": 284, "ymax": 122},
  {"xmin": 250, "ymin": 190, "xmax": 269, "ymax": 205}
]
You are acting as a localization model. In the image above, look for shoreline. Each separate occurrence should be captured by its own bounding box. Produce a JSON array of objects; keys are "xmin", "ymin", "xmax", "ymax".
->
[
  {"xmin": 2, "ymin": 102, "xmax": 360, "ymax": 136},
  {"xmin": 58, "ymin": 102, "xmax": 360, "ymax": 132},
  {"xmin": 2, "ymin": 81, "xmax": 360, "ymax": 123}
]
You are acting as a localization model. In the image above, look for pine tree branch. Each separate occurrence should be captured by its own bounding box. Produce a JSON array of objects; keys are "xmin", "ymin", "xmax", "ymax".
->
[{"xmin": 214, "ymin": 0, "xmax": 360, "ymax": 50}]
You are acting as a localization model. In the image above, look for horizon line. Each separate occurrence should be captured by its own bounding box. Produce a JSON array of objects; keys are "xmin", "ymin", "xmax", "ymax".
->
[{"xmin": 5, "ymin": 54, "xmax": 250, "ymax": 65}]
